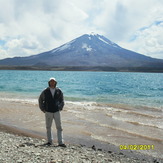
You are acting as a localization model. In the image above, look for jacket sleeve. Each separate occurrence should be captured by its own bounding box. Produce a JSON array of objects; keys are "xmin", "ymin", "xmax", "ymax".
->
[{"xmin": 38, "ymin": 90, "xmax": 46, "ymax": 112}]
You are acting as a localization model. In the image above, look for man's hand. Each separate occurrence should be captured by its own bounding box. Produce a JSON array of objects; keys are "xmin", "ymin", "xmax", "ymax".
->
[{"xmin": 42, "ymin": 110, "xmax": 46, "ymax": 113}]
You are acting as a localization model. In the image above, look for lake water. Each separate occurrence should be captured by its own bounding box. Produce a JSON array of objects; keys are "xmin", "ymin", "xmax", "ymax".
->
[
  {"xmin": 0, "ymin": 70, "xmax": 163, "ymax": 158},
  {"xmin": 0, "ymin": 70, "xmax": 162, "ymax": 107}
]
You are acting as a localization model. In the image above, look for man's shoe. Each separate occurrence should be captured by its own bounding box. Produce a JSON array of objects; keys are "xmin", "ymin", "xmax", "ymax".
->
[
  {"xmin": 58, "ymin": 144, "xmax": 66, "ymax": 148},
  {"xmin": 44, "ymin": 142, "xmax": 52, "ymax": 146}
]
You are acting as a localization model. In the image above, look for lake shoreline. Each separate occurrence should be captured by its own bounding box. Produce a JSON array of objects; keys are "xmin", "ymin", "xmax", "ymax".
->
[{"xmin": 0, "ymin": 65, "xmax": 163, "ymax": 73}]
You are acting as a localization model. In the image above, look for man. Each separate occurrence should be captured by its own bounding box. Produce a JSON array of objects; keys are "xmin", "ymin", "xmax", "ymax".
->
[{"xmin": 39, "ymin": 77, "xmax": 66, "ymax": 147}]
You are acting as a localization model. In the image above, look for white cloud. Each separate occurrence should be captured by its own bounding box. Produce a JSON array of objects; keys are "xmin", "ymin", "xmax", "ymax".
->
[
  {"xmin": 0, "ymin": 0, "xmax": 163, "ymax": 59},
  {"xmin": 0, "ymin": 48, "xmax": 9, "ymax": 59},
  {"xmin": 121, "ymin": 21, "xmax": 163, "ymax": 59}
]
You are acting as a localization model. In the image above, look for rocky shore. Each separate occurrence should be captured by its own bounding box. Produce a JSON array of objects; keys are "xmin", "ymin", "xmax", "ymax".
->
[{"xmin": 0, "ymin": 130, "xmax": 162, "ymax": 163}]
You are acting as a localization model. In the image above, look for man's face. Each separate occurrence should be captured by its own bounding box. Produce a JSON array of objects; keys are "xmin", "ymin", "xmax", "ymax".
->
[{"xmin": 49, "ymin": 80, "xmax": 56, "ymax": 88}]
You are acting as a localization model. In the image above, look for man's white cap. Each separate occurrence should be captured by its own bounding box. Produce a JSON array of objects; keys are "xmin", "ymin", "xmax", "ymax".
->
[{"xmin": 49, "ymin": 77, "xmax": 57, "ymax": 82}]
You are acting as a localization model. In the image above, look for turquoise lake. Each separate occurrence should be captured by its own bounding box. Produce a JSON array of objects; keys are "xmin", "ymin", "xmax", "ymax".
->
[{"xmin": 0, "ymin": 70, "xmax": 162, "ymax": 109}]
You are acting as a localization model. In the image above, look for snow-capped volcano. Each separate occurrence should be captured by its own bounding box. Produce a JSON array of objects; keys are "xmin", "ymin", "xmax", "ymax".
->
[
  {"xmin": 51, "ymin": 33, "xmax": 121, "ymax": 55},
  {"xmin": 0, "ymin": 33, "xmax": 163, "ymax": 68}
]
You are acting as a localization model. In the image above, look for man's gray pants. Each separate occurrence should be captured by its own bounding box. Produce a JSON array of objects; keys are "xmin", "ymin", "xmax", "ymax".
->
[{"xmin": 45, "ymin": 111, "xmax": 64, "ymax": 145}]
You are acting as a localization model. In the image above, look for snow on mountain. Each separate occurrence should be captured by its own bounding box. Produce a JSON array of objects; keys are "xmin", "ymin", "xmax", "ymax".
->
[
  {"xmin": 97, "ymin": 35, "xmax": 120, "ymax": 48},
  {"xmin": 51, "ymin": 40, "xmax": 75, "ymax": 53},
  {"xmin": 82, "ymin": 43, "xmax": 92, "ymax": 52}
]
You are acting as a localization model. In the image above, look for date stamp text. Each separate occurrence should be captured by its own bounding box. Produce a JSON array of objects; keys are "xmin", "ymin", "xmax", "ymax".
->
[{"xmin": 119, "ymin": 145, "xmax": 154, "ymax": 150}]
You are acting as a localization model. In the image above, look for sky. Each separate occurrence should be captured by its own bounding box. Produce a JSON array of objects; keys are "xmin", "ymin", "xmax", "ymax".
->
[{"xmin": 0, "ymin": 0, "xmax": 163, "ymax": 59}]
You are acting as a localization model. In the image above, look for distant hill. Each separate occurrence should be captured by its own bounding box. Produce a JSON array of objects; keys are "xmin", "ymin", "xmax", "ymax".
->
[{"xmin": 0, "ymin": 33, "xmax": 163, "ymax": 70}]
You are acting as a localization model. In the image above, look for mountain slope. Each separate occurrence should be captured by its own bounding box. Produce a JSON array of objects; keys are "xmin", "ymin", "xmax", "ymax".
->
[{"xmin": 0, "ymin": 33, "xmax": 163, "ymax": 68}]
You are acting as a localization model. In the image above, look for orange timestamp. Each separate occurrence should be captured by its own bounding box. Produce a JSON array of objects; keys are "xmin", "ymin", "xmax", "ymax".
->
[{"xmin": 119, "ymin": 145, "xmax": 154, "ymax": 150}]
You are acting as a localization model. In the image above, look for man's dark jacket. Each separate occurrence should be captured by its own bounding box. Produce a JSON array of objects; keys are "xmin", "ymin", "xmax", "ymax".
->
[{"xmin": 39, "ymin": 87, "xmax": 64, "ymax": 113}]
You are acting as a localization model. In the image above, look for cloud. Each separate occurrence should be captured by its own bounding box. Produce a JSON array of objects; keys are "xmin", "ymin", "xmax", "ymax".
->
[
  {"xmin": 97, "ymin": 0, "xmax": 163, "ymax": 59},
  {"xmin": 123, "ymin": 21, "xmax": 163, "ymax": 58},
  {"xmin": 0, "ymin": 0, "xmax": 163, "ymax": 59},
  {"xmin": 0, "ymin": 0, "xmax": 91, "ymax": 59}
]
